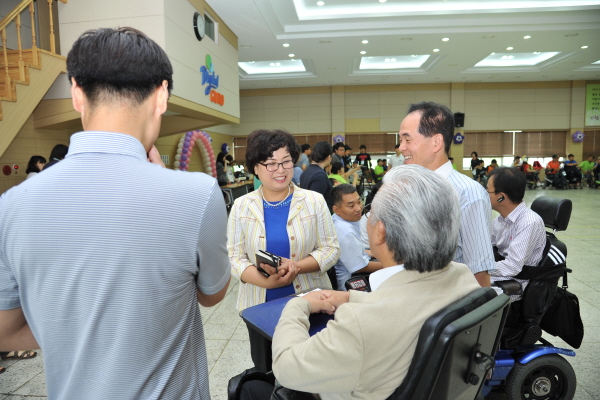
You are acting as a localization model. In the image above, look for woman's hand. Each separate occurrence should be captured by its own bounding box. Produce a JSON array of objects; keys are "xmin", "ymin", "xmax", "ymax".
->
[{"xmin": 265, "ymin": 261, "xmax": 298, "ymax": 289}]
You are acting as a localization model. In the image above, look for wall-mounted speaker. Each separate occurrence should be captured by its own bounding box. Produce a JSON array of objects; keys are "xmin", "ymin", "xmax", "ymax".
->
[{"xmin": 454, "ymin": 112, "xmax": 465, "ymax": 128}]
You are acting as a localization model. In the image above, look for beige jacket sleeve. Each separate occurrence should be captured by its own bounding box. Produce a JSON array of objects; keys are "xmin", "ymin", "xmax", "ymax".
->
[
  {"xmin": 306, "ymin": 194, "xmax": 340, "ymax": 272},
  {"xmin": 272, "ymin": 298, "xmax": 364, "ymax": 394}
]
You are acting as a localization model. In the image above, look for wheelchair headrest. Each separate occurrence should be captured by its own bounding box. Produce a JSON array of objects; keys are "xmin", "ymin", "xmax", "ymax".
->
[{"xmin": 530, "ymin": 196, "xmax": 572, "ymax": 231}]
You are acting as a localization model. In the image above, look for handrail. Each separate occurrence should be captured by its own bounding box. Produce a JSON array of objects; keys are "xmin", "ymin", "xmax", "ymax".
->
[
  {"xmin": 0, "ymin": 0, "xmax": 31, "ymax": 33},
  {"xmin": 0, "ymin": 0, "xmax": 64, "ymax": 100}
]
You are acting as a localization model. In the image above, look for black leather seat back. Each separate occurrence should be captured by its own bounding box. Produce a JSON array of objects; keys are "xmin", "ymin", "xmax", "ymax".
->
[
  {"xmin": 530, "ymin": 196, "xmax": 572, "ymax": 231},
  {"xmin": 388, "ymin": 288, "xmax": 510, "ymax": 400}
]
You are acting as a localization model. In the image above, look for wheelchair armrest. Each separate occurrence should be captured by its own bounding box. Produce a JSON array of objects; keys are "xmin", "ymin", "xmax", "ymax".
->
[
  {"xmin": 492, "ymin": 280, "xmax": 523, "ymax": 296},
  {"xmin": 271, "ymin": 386, "xmax": 319, "ymax": 400}
]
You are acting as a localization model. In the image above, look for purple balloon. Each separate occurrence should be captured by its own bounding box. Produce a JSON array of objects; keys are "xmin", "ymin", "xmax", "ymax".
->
[
  {"xmin": 181, "ymin": 154, "xmax": 188, "ymax": 161},
  {"xmin": 180, "ymin": 161, "xmax": 187, "ymax": 168},
  {"xmin": 183, "ymin": 147, "xmax": 189, "ymax": 153},
  {"xmin": 186, "ymin": 131, "xmax": 193, "ymax": 137}
]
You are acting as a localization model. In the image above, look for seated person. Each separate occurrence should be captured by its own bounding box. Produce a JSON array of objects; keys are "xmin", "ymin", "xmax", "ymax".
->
[
  {"xmin": 486, "ymin": 159, "xmax": 498, "ymax": 176},
  {"xmin": 580, "ymin": 155, "xmax": 596, "ymax": 187},
  {"xmin": 373, "ymin": 159, "xmax": 387, "ymax": 182},
  {"xmin": 545, "ymin": 154, "xmax": 561, "ymax": 177},
  {"xmin": 486, "ymin": 167, "xmax": 545, "ymax": 320},
  {"xmin": 328, "ymin": 161, "xmax": 360, "ymax": 186},
  {"xmin": 331, "ymin": 184, "xmax": 382, "ymax": 290},
  {"xmin": 564, "ymin": 153, "xmax": 578, "ymax": 167},
  {"xmin": 248, "ymin": 165, "xmax": 480, "ymax": 400}
]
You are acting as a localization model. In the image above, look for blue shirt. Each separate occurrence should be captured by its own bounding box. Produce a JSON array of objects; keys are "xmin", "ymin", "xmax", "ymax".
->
[
  {"xmin": 0, "ymin": 132, "xmax": 230, "ymax": 400},
  {"xmin": 264, "ymin": 194, "xmax": 295, "ymax": 301},
  {"xmin": 332, "ymin": 214, "xmax": 371, "ymax": 290}
]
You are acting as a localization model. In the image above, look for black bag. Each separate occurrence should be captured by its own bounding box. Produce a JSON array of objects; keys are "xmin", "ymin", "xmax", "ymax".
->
[{"xmin": 539, "ymin": 287, "xmax": 584, "ymax": 349}]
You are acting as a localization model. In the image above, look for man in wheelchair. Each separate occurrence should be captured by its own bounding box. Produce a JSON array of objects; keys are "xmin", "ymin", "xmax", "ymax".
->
[
  {"xmin": 486, "ymin": 168, "xmax": 546, "ymax": 328},
  {"xmin": 239, "ymin": 165, "xmax": 481, "ymax": 400}
]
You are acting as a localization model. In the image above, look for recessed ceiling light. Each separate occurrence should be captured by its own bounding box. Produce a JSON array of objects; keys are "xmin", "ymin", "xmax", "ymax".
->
[
  {"xmin": 442, "ymin": 38, "xmax": 449, "ymax": 42},
  {"xmin": 283, "ymin": 43, "xmax": 290, "ymax": 47},
  {"xmin": 491, "ymin": 52, "xmax": 495, "ymax": 55},
  {"xmin": 317, "ymin": 1, "xmax": 324, "ymax": 6},
  {"xmin": 533, "ymin": 52, "xmax": 541, "ymax": 54},
  {"xmin": 507, "ymin": 47, "xmax": 513, "ymax": 50},
  {"xmin": 362, "ymin": 40, "xmax": 369, "ymax": 44},
  {"xmin": 288, "ymin": 54, "xmax": 295, "ymax": 57},
  {"xmin": 379, "ymin": 0, "xmax": 387, "ymax": 2},
  {"xmin": 433, "ymin": 49, "xmax": 440, "ymax": 52},
  {"xmin": 249, "ymin": 61, "xmax": 255, "ymax": 63},
  {"xmin": 240, "ymin": 45, "xmax": 252, "ymax": 48},
  {"xmin": 360, "ymin": 51, "xmax": 366, "ymax": 54},
  {"xmin": 582, "ymin": 45, "xmax": 589, "ymax": 49},
  {"xmin": 501, "ymin": 55, "xmax": 515, "ymax": 59},
  {"xmin": 524, "ymin": 35, "xmax": 531, "ymax": 39}
]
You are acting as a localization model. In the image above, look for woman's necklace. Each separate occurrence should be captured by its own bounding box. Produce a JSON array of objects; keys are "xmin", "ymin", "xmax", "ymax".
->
[{"xmin": 261, "ymin": 185, "xmax": 291, "ymax": 207}]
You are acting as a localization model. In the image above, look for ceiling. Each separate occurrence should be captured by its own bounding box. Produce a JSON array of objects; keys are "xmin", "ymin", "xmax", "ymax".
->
[{"xmin": 205, "ymin": 0, "xmax": 600, "ymax": 90}]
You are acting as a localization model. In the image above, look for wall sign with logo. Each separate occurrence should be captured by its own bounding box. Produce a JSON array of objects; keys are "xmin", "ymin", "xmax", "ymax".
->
[{"xmin": 200, "ymin": 54, "xmax": 224, "ymax": 106}]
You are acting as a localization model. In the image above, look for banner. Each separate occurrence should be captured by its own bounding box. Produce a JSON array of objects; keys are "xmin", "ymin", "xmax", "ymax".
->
[{"xmin": 585, "ymin": 83, "xmax": 600, "ymax": 126}]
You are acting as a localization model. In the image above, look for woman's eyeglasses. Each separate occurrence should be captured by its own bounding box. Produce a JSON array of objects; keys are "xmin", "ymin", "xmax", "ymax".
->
[{"xmin": 259, "ymin": 160, "xmax": 294, "ymax": 172}]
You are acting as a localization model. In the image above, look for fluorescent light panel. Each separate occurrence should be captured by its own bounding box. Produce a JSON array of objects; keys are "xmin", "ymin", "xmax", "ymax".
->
[
  {"xmin": 360, "ymin": 55, "xmax": 430, "ymax": 70},
  {"xmin": 475, "ymin": 52, "xmax": 560, "ymax": 67},
  {"xmin": 239, "ymin": 60, "xmax": 306, "ymax": 74},
  {"xmin": 593, "ymin": 60, "xmax": 600, "ymax": 65}
]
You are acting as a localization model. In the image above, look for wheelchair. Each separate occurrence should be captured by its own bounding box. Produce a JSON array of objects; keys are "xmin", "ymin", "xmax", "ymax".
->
[
  {"xmin": 563, "ymin": 165, "xmax": 583, "ymax": 189},
  {"xmin": 542, "ymin": 169, "xmax": 568, "ymax": 190},
  {"xmin": 482, "ymin": 196, "xmax": 579, "ymax": 400}
]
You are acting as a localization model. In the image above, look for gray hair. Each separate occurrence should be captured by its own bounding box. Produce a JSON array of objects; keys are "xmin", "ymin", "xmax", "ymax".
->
[{"xmin": 372, "ymin": 164, "xmax": 459, "ymax": 272}]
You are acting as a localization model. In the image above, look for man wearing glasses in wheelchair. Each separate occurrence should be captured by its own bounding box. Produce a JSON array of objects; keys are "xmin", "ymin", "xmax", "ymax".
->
[
  {"xmin": 239, "ymin": 165, "xmax": 481, "ymax": 399},
  {"xmin": 486, "ymin": 168, "xmax": 546, "ymax": 327}
]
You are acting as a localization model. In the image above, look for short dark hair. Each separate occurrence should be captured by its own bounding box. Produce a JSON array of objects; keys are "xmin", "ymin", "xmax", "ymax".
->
[
  {"xmin": 568, "ymin": 154, "xmax": 574, "ymax": 158},
  {"xmin": 301, "ymin": 143, "xmax": 311, "ymax": 153},
  {"xmin": 331, "ymin": 184, "xmax": 357, "ymax": 207},
  {"xmin": 360, "ymin": 145, "xmax": 366, "ymax": 150},
  {"xmin": 488, "ymin": 167, "xmax": 526, "ymax": 203},
  {"xmin": 331, "ymin": 161, "xmax": 343, "ymax": 175},
  {"xmin": 49, "ymin": 144, "xmax": 68, "ymax": 160},
  {"xmin": 245, "ymin": 129, "xmax": 299, "ymax": 172},
  {"xmin": 588, "ymin": 155, "xmax": 595, "ymax": 159},
  {"xmin": 407, "ymin": 101, "xmax": 454, "ymax": 154},
  {"xmin": 311, "ymin": 141, "xmax": 333, "ymax": 163},
  {"xmin": 552, "ymin": 154, "xmax": 559, "ymax": 159},
  {"xmin": 333, "ymin": 142, "xmax": 345, "ymax": 151},
  {"xmin": 225, "ymin": 154, "xmax": 233, "ymax": 162},
  {"xmin": 449, "ymin": 157, "xmax": 454, "ymax": 161},
  {"xmin": 491, "ymin": 159, "xmax": 497, "ymax": 163},
  {"xmin": 26, "ymin": 155, "xmax": 47, "ymax": 174},
  {"xmin": 514, "ymin": 156, "xmax": 521, "ymax": 160},
  {"xmin": 67, "ymin": 27, "xmax": 173, "ymax": 106},
  {"xmin": 394, "ymin": 144, "xmax": 400, "ymax": 149},
  {"xmin": 472, "ymin": 151, "xmax": 479, "ymax": 158},
  {"xmin": 344, "ymin": 145, "xmax": 352, "ymax": 151}
]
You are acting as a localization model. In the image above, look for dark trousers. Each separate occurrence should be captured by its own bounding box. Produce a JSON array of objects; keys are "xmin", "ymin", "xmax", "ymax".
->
[
  {"xmin": 240, "ymin": 380, "xmax": 275, "ymax": 400},
  {"xmin": 247, "ymin": 325, "xmax": 273, "ymax": 373}
]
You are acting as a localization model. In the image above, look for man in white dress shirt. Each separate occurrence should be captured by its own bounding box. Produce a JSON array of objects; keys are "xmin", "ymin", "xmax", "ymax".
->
[
  {"xmin": 388, "ymin": 144, "xmax": 405, "ymax": 168},
  {"xmin": 386, "ymin": 101, "xmax": 495, "ymax": 287}
]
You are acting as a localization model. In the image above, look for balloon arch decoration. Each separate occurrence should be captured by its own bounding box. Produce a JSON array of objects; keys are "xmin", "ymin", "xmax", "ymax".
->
[{"xmin": 173, "ymin": 130, "xmax": 217, "ymax": 178}]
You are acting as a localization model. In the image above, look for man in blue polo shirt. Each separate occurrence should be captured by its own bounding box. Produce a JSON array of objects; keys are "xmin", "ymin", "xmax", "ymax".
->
[
  {"xmin": 331, "ymin": 184, "xmax": 382, "ymax": 290},
  {"xmin": 0, "ymin": 27, "xmax": 230, "ymax": 400}
]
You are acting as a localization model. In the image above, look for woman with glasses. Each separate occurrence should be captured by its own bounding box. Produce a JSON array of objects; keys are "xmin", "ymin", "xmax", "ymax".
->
[{"xmin": 227, "ymin": 129, "xmax": 340, "ymax": 372}]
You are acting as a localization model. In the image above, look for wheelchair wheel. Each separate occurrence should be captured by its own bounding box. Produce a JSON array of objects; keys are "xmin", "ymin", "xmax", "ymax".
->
[{"xmin": 505, "ymin": 354, "xmax": 576, "ymax": 400}]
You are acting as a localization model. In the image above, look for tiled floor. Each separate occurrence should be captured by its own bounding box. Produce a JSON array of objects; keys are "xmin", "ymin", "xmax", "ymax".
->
[{"xmin": 1, "ymin": 188, "xmax": 599, "ymax": 399}]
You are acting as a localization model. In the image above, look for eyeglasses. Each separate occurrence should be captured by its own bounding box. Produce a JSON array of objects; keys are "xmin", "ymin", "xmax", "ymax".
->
[{"xmin": 259, "ymin": 160, "xmax": 294, "ymax": 172}]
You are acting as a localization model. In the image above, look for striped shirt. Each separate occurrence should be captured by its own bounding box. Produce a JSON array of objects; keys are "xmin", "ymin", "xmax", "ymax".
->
[
  {"xmin": 0, "ymin": 132, "xmax": 230, "ymax": 400},
  {"xmin": 490, "ymin": 202, "xmax": 546, "ymax": 301},
  {"xmin": 435, "ymin": 161, "xmax": 495, "ymax": 275},
  {"xmin": 228, "ymin": 185, "xmax": 340, "ymax": 310}
]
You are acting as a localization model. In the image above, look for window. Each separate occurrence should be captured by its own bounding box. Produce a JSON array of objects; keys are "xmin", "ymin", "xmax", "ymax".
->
[
  {"xmin": 233, "ymin": 137, "xmax": 247, "ymax": 164},
  {"xmin": 583, "ymin": 130, "xmax": 600, "ymax": 157},
  {"xmin": 515, "ymin": 131, "xmax": 567, "ymax": 158},
  {"xmin": 345, "ymin": 133, "xmax": 397, "ymax": 154},
  {"xmin": 204, "ymin": 13, "xmax": 216, "ymax": 42},
  {"xmin": 463, "ymin": 132, "xmax": 513, "ymax": 157}
]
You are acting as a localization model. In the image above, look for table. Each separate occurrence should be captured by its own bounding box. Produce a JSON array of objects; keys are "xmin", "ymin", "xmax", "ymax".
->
[{"xmin": 221, "ymin": 181, "xmax": 253, "ymax": 206}]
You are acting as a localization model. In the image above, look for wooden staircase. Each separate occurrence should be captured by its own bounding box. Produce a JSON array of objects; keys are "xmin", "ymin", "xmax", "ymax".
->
[{"xmin": 0, "ymin": 0, "xmax": 68, "ymax": 158}]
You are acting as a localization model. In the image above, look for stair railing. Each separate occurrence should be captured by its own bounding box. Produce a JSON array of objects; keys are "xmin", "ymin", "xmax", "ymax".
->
[{"xmin": 0, "ymin": 0, "xmax": 65, "ymax": 100}]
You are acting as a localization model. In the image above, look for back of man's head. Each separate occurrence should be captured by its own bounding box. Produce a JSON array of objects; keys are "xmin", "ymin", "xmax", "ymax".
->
[
  {"xmin": 311, "ymin": 141, "xmax": 333, "ymax": 163},
  {"xmin": 331, "ymin": 183, "xmax": 357, "ymax": 208},
  {"xmin": 67, "ymin": 27, "xmax": 173, "ymax": 107},
  {"xmin": 374, "ymin": 165, "xmax": 459, "ymax": 272},
  {"xmin": 406, "ymin": 101, "xmax": 454, "ymax": 154},
  {"xmin": 331, "ymin": 161, "xmax": 343, "ymax": 175},
  {"xmin": 488, "ymin": 167, "xmax": 526, "ymax": 204}
]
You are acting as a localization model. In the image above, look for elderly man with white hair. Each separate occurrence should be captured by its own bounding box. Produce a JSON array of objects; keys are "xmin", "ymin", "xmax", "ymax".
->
[{"xmin": 236, "ymin": 165, "xmax": 480, "ymax": 400}]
